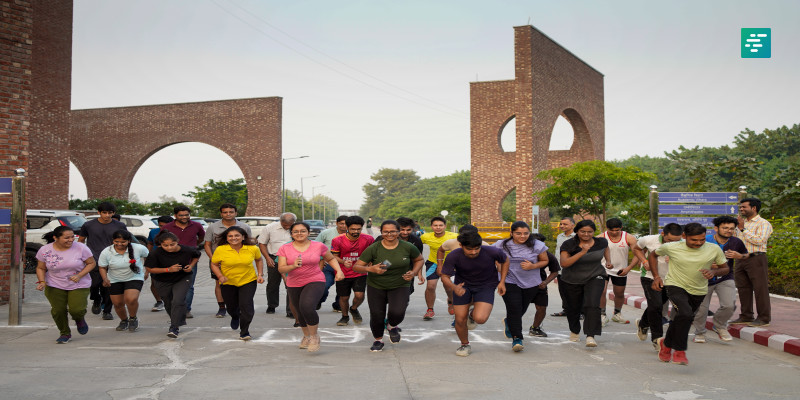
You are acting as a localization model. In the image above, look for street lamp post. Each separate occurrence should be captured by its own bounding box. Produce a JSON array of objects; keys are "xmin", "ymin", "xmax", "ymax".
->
[
  {"xmin": 282, "ymin": 155, "xmax": 309, "ymax": 213},
  {"xmin": 300, "ymin": 175, "xmax": 319, "ymax": 220},
  {"xmin": 311, "ymin": 185, "xmax": 326, "ymax": 220}
]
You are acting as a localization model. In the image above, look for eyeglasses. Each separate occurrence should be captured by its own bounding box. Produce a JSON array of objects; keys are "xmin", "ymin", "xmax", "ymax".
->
[
  {"xmin": 381, "ymin": 231, "xmax": 399, "ymax": 235},
  {"xmin": 291, "ymin": 230, "xmax": 308, "ymax": 234}
]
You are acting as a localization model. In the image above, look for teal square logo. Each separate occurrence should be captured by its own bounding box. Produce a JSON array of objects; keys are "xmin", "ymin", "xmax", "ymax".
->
[{"xmin": 742, "ymin": 28, "xmax": 771, "ymax": 58}]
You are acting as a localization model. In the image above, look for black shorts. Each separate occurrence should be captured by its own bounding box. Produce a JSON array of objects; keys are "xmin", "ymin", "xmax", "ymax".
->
[
  {"xmin": 109, "ymin": 280, "xmax": 144, "ymax": 295},
  {"xmin": 605, "ymin": 273, "xmax": 628, "ymax": 287},
  {"xmin": 532, "ymin": 288, "xmax": 548, "ymax": 307},
  {"xmin": 425, "ymin": 260, "xmax": 440, "ymax": 280},
  {"xmin": 336, "ymin": 276, "xmax": 367, "ymax": 297}
]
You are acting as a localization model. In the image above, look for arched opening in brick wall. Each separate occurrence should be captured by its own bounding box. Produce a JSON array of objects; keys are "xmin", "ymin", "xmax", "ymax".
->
[
  {"xmin": 498, "ymin": 116, "xmax": 516, "ymax": 152},
  {"xmin": 549, "ymin": 115, "xmax": 575, "ymax": 150},
  {"xmin": 501, "ymin": 188, "xmax": 516, "ymax": 222},
  {"xmin": 68, "ymin": 161, "xmax": 88, "ymax": 201},
  {"xmin": 129, "ymin": 142, "xmax": 245, "ymax": 205}
]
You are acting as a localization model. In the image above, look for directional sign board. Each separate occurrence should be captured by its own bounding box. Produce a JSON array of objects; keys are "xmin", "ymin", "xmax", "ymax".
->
[
  {"xmin": 659, "ymin": 204, "xmax": 738, "ymax": 215},
  {"xmin": 659, "ymin": 216, "xmax": 716, "ymax": 227},
  {"xmin": 0, "ymin": 177, "xmax": 11, "ymax": 194},
  {"xmin": 0, "ymin": 209, "xmax": 10, "ymax": 225},
  {"xmin": 658, "ymin": 192, "xmax": 738, "ymax": 203}
]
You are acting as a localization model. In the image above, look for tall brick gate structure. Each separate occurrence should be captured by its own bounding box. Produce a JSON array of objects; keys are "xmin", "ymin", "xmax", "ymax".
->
[{"xmin": 471, "ymin": 26, "xmax": 604, "ymax": 224}]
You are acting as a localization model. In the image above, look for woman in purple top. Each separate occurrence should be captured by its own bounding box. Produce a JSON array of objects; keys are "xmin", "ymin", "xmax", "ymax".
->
[
  {"xmin": 494, "ymin": 221, "xmax": 549, "ymax": 352},
  {"xmin": 35, "ymin": 226, "xmax": 97, "ymax": 344}
]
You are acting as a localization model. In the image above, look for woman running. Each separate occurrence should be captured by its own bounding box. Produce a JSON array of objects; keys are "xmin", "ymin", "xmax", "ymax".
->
[{"xmin": 98, "ymin": 230, "xmax": 149, "ymax": 332}]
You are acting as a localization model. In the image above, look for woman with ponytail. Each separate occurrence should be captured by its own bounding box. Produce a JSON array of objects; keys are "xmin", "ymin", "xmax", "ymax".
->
[{"xmin": 98, "ymin": 230, "xmax": 149, "ymax": 332}]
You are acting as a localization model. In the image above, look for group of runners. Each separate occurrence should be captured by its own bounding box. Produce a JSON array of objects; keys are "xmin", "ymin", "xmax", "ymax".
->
[{"xmin": 34, "ymin": 197, "xmax": 772, "ymax": 363}]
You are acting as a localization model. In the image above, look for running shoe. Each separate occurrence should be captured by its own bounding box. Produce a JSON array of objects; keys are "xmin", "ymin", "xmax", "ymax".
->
[
  {"xmin": 551, "ymin": 310, "xmax": 567, "ymax": 317},
  {"xmin": 503, "ymin": 318, "xmax": 512, "ymax": 338},
  {"xmin": 569, "ymin": 332, "xmax": 579, "ymax": 342},
  {"xmin": 102, "ymin": 312, "xmax": 114, "ymax": 321},
  {"xmin": 151, "ymin": 301, "xmax": 164, "ymax": 312},
  {"xmin": 230, "ymin": 318, "xmax": 240, "ymax": 330},
  {"xmin": 611, "ymin": 313, "xmax": 630, "ymax": 324},
  {"xmin": 423, "ymin": 308, "xmax": 435, "ymax": 320},
  {"xmin": 467, "ymin": 311, "xmax": 477, "ymax": 331},
  {"xmin": 601, "ymin": 314, "xmax": 609, "ymax": 327},
  {"xmin": 652, "ymin": 339, "xmax": 659, "ymax": 351},
  {"xmin": 185, "ymin": 311, "xmax": 193, "ymax": 319},
  {"xmin": 116, "ymin": 319, "xmax": 129, "ymax": 332},
  {"xmin": 455, "ymin": 344, "xmax": 472, "ymax": 357},
  {"xmin": 299, "ymin": 336, "xmax": 309, "ymax": 349},
  {"xmin": 215, "ymin": 308, "xmax": 227, "ymax": 318},
  {"xmin": 332, "ymin": 302, "xmax": 341, "ymax": 312},
  {"xmin": 350, "ymin": 308, "xmax": 363, "ymax": 325},
  {"xmin": 388, "ymin": 327, "xmax": 401, "ymax": 344},
  {"xmin": 336, "ymin": 316, "xmax": 350, "ymax": 326},
  {"xmin": 56, "ymin": 335, "xmax": 71, "ymax": 344},
  {"xmin": 657, "ymin": 337, "xmax": 672, "ymax": 362},
  {"xmin": 693, "ymin": 333, "xmax": 706, "ymax": 343},
  {"xmin": 76, "ymin": 319, "xmax": 89, "ymax": 335},
  {"xmin": 713, "ymin": 326, "xmax": 733, "ymax": 342},
  {"xmin": 748, "ymin": 320, "xmax": 770, "ymax": 327},
  {"xmin": 167, "ymin": 328, "xmax": 179, "ymax": 338},
  {"xmin": 293, "ymin": 321, "xmax": 300, "ymax": 327},
  {"xmin": 635, "ymin": 318, "xmax": 648, "ymax": 341},
  {"xmin": 240, "ymin": 333, "xmax": 252, "ymax": 341},
  {"xmin": 265, "ymin": 307, "xmax": 276, "ymax": 314},
  {"xmin": 286, "ymin": 311, "xmax": 294, "ymax": 319},
  {"xmin": 370, "ymin": 341, "xmax": 384, "ymax": 352},
  {"xmin": 448, "ymin": 301, "xmax": 455, "ymax": 315},
  {"xmin": 585, "ymin": 336, "xmax": 597, "ymax": 347},
  {"xmin": 529, "ymin": 326, "xmax": 548, "ymax": 337},
  {"xmin": 512, "ymin": 338, "xmax": 524, "ymax": 352},
  {"xmin": 91, "ymin": 302, "xmax": 101, "ymax": 315},
  {"xmin": 307, "ymin": 335, "xmax": 321, "ymax": 352},
  {"xmin": 450, "ymin": 317, "xmax": 455, "ymax": 328},
  {"xmin": 128, "ymin": 317, "xmax": 139, "ymax": 332},
  {"xmin": 728, "ymin": 317, "xmax": 753, "ymax": 325},
  {"xmin": 671, "ymin": 350, "xmax": 688, "ymax": 365}
]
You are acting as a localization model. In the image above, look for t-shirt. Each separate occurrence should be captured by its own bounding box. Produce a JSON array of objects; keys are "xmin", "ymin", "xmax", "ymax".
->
[
  {"xmin": 705, "ymin": 233, "xmax": 747, "ymax": 286},
  {"xmin": 211, "ymin": 244, "xmax": 261, "ymax": 287},
  {"xmin": 540, "ymin": 252, "xmax": 561, "ymax": 281},
  {"xmin": 277, "ymin": 241, "xmax": 329, "ymax": 287},
  {"xmin": 359, "ymin": 240, "xmax": 422, "ymax": 290},
  {"xmin": 315, "ymin": 227, "xmax": 344, "ymax": 248},
  {"xmin": 559, "ymin": 237, "xmax": 609, "ymax": 285},
  {"xmin": 204, "ymin": 220, "xmax": 253, "ymax": 254},
  {"xmin": 420, "ymin": 231, "xmax": 459, "ymax": 263},
  {"xmin": 655, "ymin": 241, "xmax": 728, "ymax": 296},
  {"xmin": 331, "ymin": 234, "xmax": 375, "ymax": 278},
  {"xmin": 98, "ymin": 242, "xmax": 149, "ymax": 283},
  {"xmin": 493, "ymin": 239, "xmax": 548, "ymax": 289},
  {"xmin": 78, "ymin": 219, "xmax": 129, "ymax": 261},
  {"xmin": 147, "ymin": 227, "xmax": 161, "ymax": 246},
  {"xmin": 144, "ymin": 245, "xmax": 200, "ymax": 283},
  {"xmin": 637, "ymin": 234, "xmax": 672, "ymax": 279},
  {"xmin": 36, "ymin": 242, "xmax": 94, "ymax": 290},
  {"xmin": 162, "ymin": 221, "xmax": 205, "ymax": 248},
  {"xmin": 376, "ymin": 233, "xmax": 424, "ymax": 253},
  {"xmin": 441, "ymin": 246, "xmax": 507, "ymax": 288}
]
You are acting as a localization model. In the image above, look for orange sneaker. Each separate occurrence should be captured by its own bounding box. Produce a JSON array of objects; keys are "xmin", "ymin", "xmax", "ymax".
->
[
  {"xmin": 448, "ymin": 302, "xmax": 455, "ymax": 315},
  {"xmin": 423, "ymin": 308, "xmax": 435, "ymax": 320},
  {"xmin": 671, "ymin": 350, "xmax": 688, "ymax": 365},
  {"xmin": 657, "ymin": 337, "xmax": 672, "ymax": 363}
]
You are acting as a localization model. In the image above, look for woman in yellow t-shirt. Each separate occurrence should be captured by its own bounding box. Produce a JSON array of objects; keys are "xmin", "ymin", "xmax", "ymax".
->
[{"xmin": 211, "ymin": 226, "xmax": 265, "ymax": 341}]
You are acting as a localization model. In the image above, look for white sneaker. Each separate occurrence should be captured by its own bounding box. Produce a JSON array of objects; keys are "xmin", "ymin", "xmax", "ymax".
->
[
  {"xmin": 714, "ymin": 327, "xmax": 733, "ymax": 342},
  {"xmin": 611, "ymin": 312, "xmax": 630, "ymax": 324},
  {"xmin": 585, "ymin": 336, "xmax": 597, "ymax": 347},
  {"xmin": 601, "ymin": 314, "xmax": 609, "ymax": 327},
  {"xmin": 635, "ymin": 318, "xmax": 648, "ymax": 341},
  {"xmin": 693, "ymin": 333, "xmax": 706, "ymax": 343},
  {"xmin": 456, "ymin": 344, "xmax": 472, "ymax": 357},
  {"xmin": 569, "ymin": 332, "xmax": 580, "ymax": 342},
  {"xmin": 467, "ymin": 309, "xmax": 477, "ymax": 330}
]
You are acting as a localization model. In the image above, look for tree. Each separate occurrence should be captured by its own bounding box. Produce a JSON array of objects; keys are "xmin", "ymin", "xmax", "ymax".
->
[
  {"xmin": 360, "ymin": 168, "xmax": 420, "ymax": 218},
  {"xmin": 184, "ymin": 178, "xmax": 247, "ymax": 217},
  {"xmin": 535, "ymin": 160, "xmax": 656, "ymax": 231},
  {"xmin": 307, "ymin": 194, "xmax": 339, "ymax": 222}
]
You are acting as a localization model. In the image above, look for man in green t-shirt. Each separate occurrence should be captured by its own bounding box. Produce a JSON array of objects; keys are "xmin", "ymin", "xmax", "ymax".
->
[{"xmin": 650, "ymin": 223, "xmax": 727, "ymax": 366}]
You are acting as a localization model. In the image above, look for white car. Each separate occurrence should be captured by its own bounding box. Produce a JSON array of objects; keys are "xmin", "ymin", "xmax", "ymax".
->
[
  {"xmin": 237, "ymin": 216, "xmax": 280, "ymax": 240},
  {"xmin": 85, "ymin": 214, "xmax": 158, "ymax": 244}
]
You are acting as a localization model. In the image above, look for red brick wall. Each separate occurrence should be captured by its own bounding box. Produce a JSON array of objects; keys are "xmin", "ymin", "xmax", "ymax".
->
[
  {"xmin": 0, "ymin": 0, "xmax": 33, "ymax": 303},
  {"xmin": 70, "ymin": 98, "xmax": 283, "ymax": 216},
  {"xmin": 471, "ymin": 26, "xmax": 605, "ymax": 223}
]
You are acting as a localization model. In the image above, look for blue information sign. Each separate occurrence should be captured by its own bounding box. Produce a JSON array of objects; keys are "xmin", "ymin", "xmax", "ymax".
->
[
  {"xmin": 659, "ymin": 216, "xmax": 716, "ymax": 226},
  {"xmin": 0, "ymin": 177, "xmax": 11, "ymax": 194},
  {"xmin": 0, "ymin": 209, "xmax": 10, "ymax": 225},
  {"xmin": 658, "ymin": 204, "xmax": 738, "ymax": 215},
  {"xmin": 658, "ymin": 192, "xmax": 738, "ymax": 203}
]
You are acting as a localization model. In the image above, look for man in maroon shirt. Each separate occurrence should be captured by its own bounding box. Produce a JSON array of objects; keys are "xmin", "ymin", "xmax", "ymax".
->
[
  {"xmin": 161, "ymin": 205, "xmax": 205, "ymax": 318},
  {"xmin": 331, "ymin": 216, "xmax": 374, "ymax": 326}
]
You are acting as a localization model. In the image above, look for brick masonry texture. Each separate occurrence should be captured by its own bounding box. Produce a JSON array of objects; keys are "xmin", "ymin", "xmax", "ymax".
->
[
  {"xmin": 471, "ymin": 26, "xmax": 605, "ymax": 224},
  {"xmin": 1, "ymin": 0, "xmax": 33, "ymax": 303}
]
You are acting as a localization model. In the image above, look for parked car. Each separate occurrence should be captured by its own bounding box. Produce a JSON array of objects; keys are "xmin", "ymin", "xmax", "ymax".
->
[
  {"xmin": 303, "ymin": 219, "xmax": 326, "ymax": 239},
  {"xmin": 25, "ymin": 210, "xmax": 87, "ymax": 273},
  {"xmin": 86, "ymin": 214, "xmax": 158, "ymax": 244},
  {"xmin": 190, "ymin": 217, "xmax": 209, "ymax": 228},
  {"xmin": 237, "ymin": 216, "xmax": 280, "ymax": 240}
]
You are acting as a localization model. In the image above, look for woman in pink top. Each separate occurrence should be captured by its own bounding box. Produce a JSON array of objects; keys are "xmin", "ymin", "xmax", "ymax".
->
[{"xmin": 278, "ymin": 222, "xmax": 343, "ymax": 352}]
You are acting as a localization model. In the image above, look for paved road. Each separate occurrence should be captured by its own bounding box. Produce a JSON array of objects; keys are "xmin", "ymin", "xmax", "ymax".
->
[{"xmin": 2, "ymin": 253, "xmax": 800, "ymax": 399}]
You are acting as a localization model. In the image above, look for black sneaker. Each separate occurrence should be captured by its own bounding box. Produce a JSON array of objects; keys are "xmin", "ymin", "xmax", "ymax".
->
[
  {"xmin": 231, "ymin": 318, "xmax": 240, "ymax": 331},
  {"xmin": 167, "ymin": 328, "xmax": 179, "ymax": 338},
  {"xmin": 332, "ymin": 302, "xmax": 341, "ymax": 312},
  {"xmin": 370, "ymin": 340, "xmax": 384, "ymax": 352},
  {"xmin": 286, "ymin": 311, "xmax": 294, "ymax": 319},
  {"xmin": 336, "ymin": 316, "xmax": 350, "ymax": 326},
  {"xmin": 116, "ymin": 319, "xmax": 129, "ymax": 331},
  {"xmin": 128, "ymin": 317, "xmax": 139, "ymax": 332},
  {"xmin": 91, "ymin": 302, "xmax": 101, "ymax": 315},
  {"xmin": 388, "ymin": 327, "xmax": 401, "ymax": 344},
  {"xmin": 529, "ymin": 326, "xmax": 548, "ymax": 337},
  {"xmin": 102, "ymin": 312, "xmax": 114, "ymax": 321},
  {"xmin": 76, "ymin": 319, "xmax": 89, "ymax": 335},
  {"xmin": 350, "ymin": 308, "xmax": 363, "ymax": 325},
  {"xmin": 266, "ymin": 307, "xmax": 276, "ymax": 314},
  {"xmin": 151, "ymin": 301, "xmax": 164, "ymax": 312}
]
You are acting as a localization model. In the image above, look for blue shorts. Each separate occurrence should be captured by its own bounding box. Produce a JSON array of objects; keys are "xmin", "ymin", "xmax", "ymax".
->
[
  {"xmin": 453, "ymin": 285, "xmax": 496, "ymax": 306},
  {"xmin": 425, "ymin": 260, "xmax": 439, "ymax": 280}
]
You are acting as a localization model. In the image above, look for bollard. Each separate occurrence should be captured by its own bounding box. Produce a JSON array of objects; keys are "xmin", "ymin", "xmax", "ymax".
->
[{"xmin": 8, "ymin": 168, "xmax": 26, "ymax": 325}]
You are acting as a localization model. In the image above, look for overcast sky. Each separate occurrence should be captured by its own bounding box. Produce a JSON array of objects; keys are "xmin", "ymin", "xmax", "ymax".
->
[{"xmin": 68, "ymin": 0, "xmax": 800, "ymax": 211}]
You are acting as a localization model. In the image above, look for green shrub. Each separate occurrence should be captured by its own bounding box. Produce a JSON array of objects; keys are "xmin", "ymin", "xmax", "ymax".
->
[{"xmin": 767, "ymin": 216, "xmax": 800, "ymax": 298}]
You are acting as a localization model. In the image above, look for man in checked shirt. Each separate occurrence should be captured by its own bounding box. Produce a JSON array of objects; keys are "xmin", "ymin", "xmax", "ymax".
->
[{"xmin": 730, "ymin": 197, "xmax": 773, "ymax": 327}]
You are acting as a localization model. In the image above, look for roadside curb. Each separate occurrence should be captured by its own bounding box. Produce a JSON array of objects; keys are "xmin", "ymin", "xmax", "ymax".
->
[{"xmin": 609, "ymin": 291, "xmax": 800, "ymax": 357}]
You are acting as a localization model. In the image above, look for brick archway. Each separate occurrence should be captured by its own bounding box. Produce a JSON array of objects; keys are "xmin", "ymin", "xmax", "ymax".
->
[
  {"xmin": 471, "ymin": 25, "xmax": 604, "ymax": 223},
  {"xmin": 70, "ymin": 98, "xmax": 282, "ymax": 216}
]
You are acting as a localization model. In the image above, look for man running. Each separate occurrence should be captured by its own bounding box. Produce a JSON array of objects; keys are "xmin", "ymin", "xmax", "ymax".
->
[
  {"xmin": 650, "ymin": 223, "xmax": 726, "ymax": 365},
  {"xmin": 599, "ymin": 218, "xmax": 639, "ymax": 325},
  {"xmin": 331, "ymin": 216, "xmax": 375, "ymax": 326},
  {"xmin": 204, "ymin": 203, "xmax": 252, "ymax": 318},
  {"xmin": 440, "ymin": 231, "xmax": 508, "ymax": 356},
  {"xmin": 420, "ymin": 216, "xmax": 458, "ymax": 320}
]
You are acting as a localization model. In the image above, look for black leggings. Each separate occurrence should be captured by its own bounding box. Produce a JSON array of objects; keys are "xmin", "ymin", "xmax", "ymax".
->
[
  {"xmin": 287, "ymin": 282, "xmax": 325, "ymax": 327},
  {"xmin": 220, "ymin": 280, "xmax": 257, "ymax": 336},
  {"xmin": 561, "ymin": 277, "xmax": 605, "ymax": 337},
  {"xmin": 501, "ymin": 283, "xmax": 539, "ymax": 339},
  {"xmin": 367, "ymin": 285, "xmax": 410, "ymax": 339}
]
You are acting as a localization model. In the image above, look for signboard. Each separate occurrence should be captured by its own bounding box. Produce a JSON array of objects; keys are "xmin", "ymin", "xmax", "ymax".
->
[
  {"xmin": 658, "ymin": 192, "xmax": 738, "ymax": 203},
  {"xmin": 658, "ymin": 216, "xmax": 716, "ymax": 227},
  {"xmin": 0, "ymin": 209, "xmax": 9, "ymax": 225},
  {"xmin": 0, "ymin": 177, "xmax": 11, "ymax": 194},
  {"xmin": 658, "ymin": 204, "xmax": 737, "ymax": 215}
]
